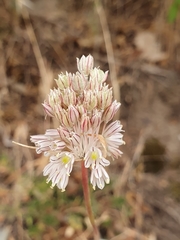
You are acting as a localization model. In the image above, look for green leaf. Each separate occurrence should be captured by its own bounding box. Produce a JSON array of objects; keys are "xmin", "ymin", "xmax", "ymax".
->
[
  {"xmin": 168, "ymin": 0, "xmax": 180, "ymax": 23},
  {"xmin": 112, "ymin": 196, "xmax": 126, "ymax": 209},
  {"xmin": 43, "ymin": 214, "xmax": 59, "ymax": 227}
]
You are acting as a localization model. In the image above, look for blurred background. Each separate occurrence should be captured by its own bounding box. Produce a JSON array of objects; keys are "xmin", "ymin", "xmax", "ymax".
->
[{"xmin": 0, "ymin": 0, "xmax": 180, "ymax": 239}]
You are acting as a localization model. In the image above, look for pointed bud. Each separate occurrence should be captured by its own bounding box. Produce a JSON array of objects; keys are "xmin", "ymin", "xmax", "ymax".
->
[
  {"xmin": 48, "ymin": 88, "xmax": 62, "ymax": 109},
  {"xmin": 83, "ymin": 90, "xmax": 97, "ymax": 111},
  {"xmin": 68, "ymin": 105, "xmax": 79, "ymax": 124},
  {"xmin": 42, "ymin": 101, "xmax": 54, "ymax": 117},
  {"xmin": 57, "ymin": 126, "xmax": 70, "ymax": 141},
  {"xmin": 81, "ymin": 115, "xmax": 91, "ymax": 132},
  {"xmin": 91, "ymin": 111, "xmax": 102, "ymax": 129},
  {"xmin": 58, "ymin": 109, "xmax": 72, "ymax": 128},
  {"xmin": 77, "ymin": 54, "xmax": 94, "ymax": 76},
  {"xmin": 53, "ymin": 104, "xmax": 62, "ymax": 120},
  {"xmin": 89, "ymin": 68, "xmax": 108, "ymax": 90},
  {"xmin": 103, "ymin": 100, "xmax": 120, "ymax": 122},
  {"xmin": 77, "ymin": 105, "xmax": 86, "ymax": 116},
  {"xmin": 62, "ymin": 88, "xmax": 76, "ymax": 106},
  {"xmin": 97, "ymin": 88, "xmax": 112, "ymax": 110},
  {"xmin": 55, "ymin": 72, "xmax": 71, "ymax": 90},
  {"xmin": 71, "ymin": 72, "xmax": 87, "ymax": 93}
]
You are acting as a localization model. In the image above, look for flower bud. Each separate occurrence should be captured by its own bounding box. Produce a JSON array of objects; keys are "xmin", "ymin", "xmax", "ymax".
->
[
  {"xmin": 54, "ymin": 104, "xmax": 62, "ymax": 120},
  {"xmin": 77, "ymin": 54, "xmax": 94, "ymax": 76},
  {"xmin": 89, "ymin": 68, "xmax": 108, "ymax": 90},
  {"xmin": 58, "ymin": 109, "xmax": 72, "ymax": 128},
  {"xmin": 42, "ymin": 101, "xmax": 54, "ymax": 117},
  {"xmin": 97, "ymin": 88, "xmax": 112, "ymax": 110},
  {"xmin": 57, "ymin": 126, "xmax": 70, "ymax": 141},
  {"xmin": 81, "ymin": 115, "xmax": 91, "ymax": 132},
  {"xmin": 71, "ymin": 72, "xmax": 86, "ymax": 93},
  {"xmin": 55, "ymin": 72, "xmax": 71, "ymax": 90},
  {"xmin": 83, "ymin": 90, "xmax": 97, "ymax": 111},
  {"xmin": 68, "ymin": 105, "xmax": 79, "ymax": 124},
  {"xmin": 62, "ymin": 88, "xmax": 76, "ymax": 106},
  {"xmin": 103, "ymin": 100, "xmax": 120, "ymax": 122},
  {"xmin": 48, "ymin": 89, "xmax": 62, "ymax": 108},
  {"xmin": 91, "ymin": 110, "xmax": 102, "ymax": 130},
  {"xmin": 77, "ymin": 105, "xmax": 86, "ymax": 117}
]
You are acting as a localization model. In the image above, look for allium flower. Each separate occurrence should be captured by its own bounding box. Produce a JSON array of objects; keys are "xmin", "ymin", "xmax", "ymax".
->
[{"xmin": 30, "ymin": 55, "xmax": 125, "ymax": 191}]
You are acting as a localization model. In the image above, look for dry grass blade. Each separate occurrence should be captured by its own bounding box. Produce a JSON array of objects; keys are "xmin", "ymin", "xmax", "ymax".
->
[
  {"xmin": 95, "ymin": 0, "xmax": 120, "ymax": 119},
  {"xmin": 21, "ymin": 7, "xmax": 54, "ymax": 100}
]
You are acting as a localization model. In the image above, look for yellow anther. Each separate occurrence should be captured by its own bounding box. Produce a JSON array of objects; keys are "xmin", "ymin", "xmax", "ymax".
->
[
  {"xmin": 62, "ymin": 155, "xmax": 70, "ymax": 164},
  {"xmin": 91, "ymin": 151, "xmax": 98, "ymax": 161}
]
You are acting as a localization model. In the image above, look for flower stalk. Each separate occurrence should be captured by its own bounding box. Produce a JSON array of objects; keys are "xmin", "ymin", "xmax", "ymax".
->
[{"xmin": 81, "ymin": 161, "xmax": 100, "ymax": 240}]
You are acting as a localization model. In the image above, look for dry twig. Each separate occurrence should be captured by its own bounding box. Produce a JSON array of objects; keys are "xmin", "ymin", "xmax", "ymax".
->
[{"xmin": 95, "ymin": 0, "xmax": 120, "ymax": 119}]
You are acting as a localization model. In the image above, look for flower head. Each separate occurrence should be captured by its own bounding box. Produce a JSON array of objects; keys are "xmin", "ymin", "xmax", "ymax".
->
[{"xmin": 30, "ymin": 55, "xmax": 124, "ymax": 191}]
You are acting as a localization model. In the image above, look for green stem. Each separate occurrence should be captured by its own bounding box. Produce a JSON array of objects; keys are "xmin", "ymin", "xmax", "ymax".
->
[{"xmin": 81, "ymin": 161, "xmax": 100, "ymax": 240}]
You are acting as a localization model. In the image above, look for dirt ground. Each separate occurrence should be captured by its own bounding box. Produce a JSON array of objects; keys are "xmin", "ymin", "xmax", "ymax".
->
[{"xmin": 0, "ymin": 0, "xmax": 180, "ymax": 240}]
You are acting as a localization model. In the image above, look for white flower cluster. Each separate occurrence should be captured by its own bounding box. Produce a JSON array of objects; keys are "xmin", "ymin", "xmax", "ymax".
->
[{"xmin": 30, "ymin": 55, "xmax": 124, "ymax": 191}]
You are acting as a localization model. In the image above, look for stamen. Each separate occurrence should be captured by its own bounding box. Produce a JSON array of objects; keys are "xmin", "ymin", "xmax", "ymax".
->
[
  {"xmin": 97, "ymin": 135, "xmax": 107, "ymax": 157},
  {"xmin": 91, "ymin": 151, "xmax": 98, "ymax": 161},
  {"xmin": 62, "ymin": 155, "xmax": 70, "ymax": 164}
]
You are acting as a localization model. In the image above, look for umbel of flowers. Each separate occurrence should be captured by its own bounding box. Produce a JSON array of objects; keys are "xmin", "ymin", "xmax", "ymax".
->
[{"xmin": 30, "ymin": 55, "xmax": 124, "ymax": 192}]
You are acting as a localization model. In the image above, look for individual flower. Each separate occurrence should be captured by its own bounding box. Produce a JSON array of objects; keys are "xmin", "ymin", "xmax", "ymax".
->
[
  {"xmin": 30, "ymin": 129, "xmax": 65, "ymax": 156},
  {"xmin": 84, "ymin": 147, "xmax": 110, "ymax": 169},
  {"xmin": 90, "ymin": 165, "xmax": 110, "ymax": 190},
  {"xmin": 102, "ymin": 120, "xmax": 124, "ymax": 159},
  {"xmin": 43, "ymin": 152, "xmax": 75, "ymax": 191},
  {"xmin": 30, "ymin": 54, "xmax": 125, "ymax": 191}
]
